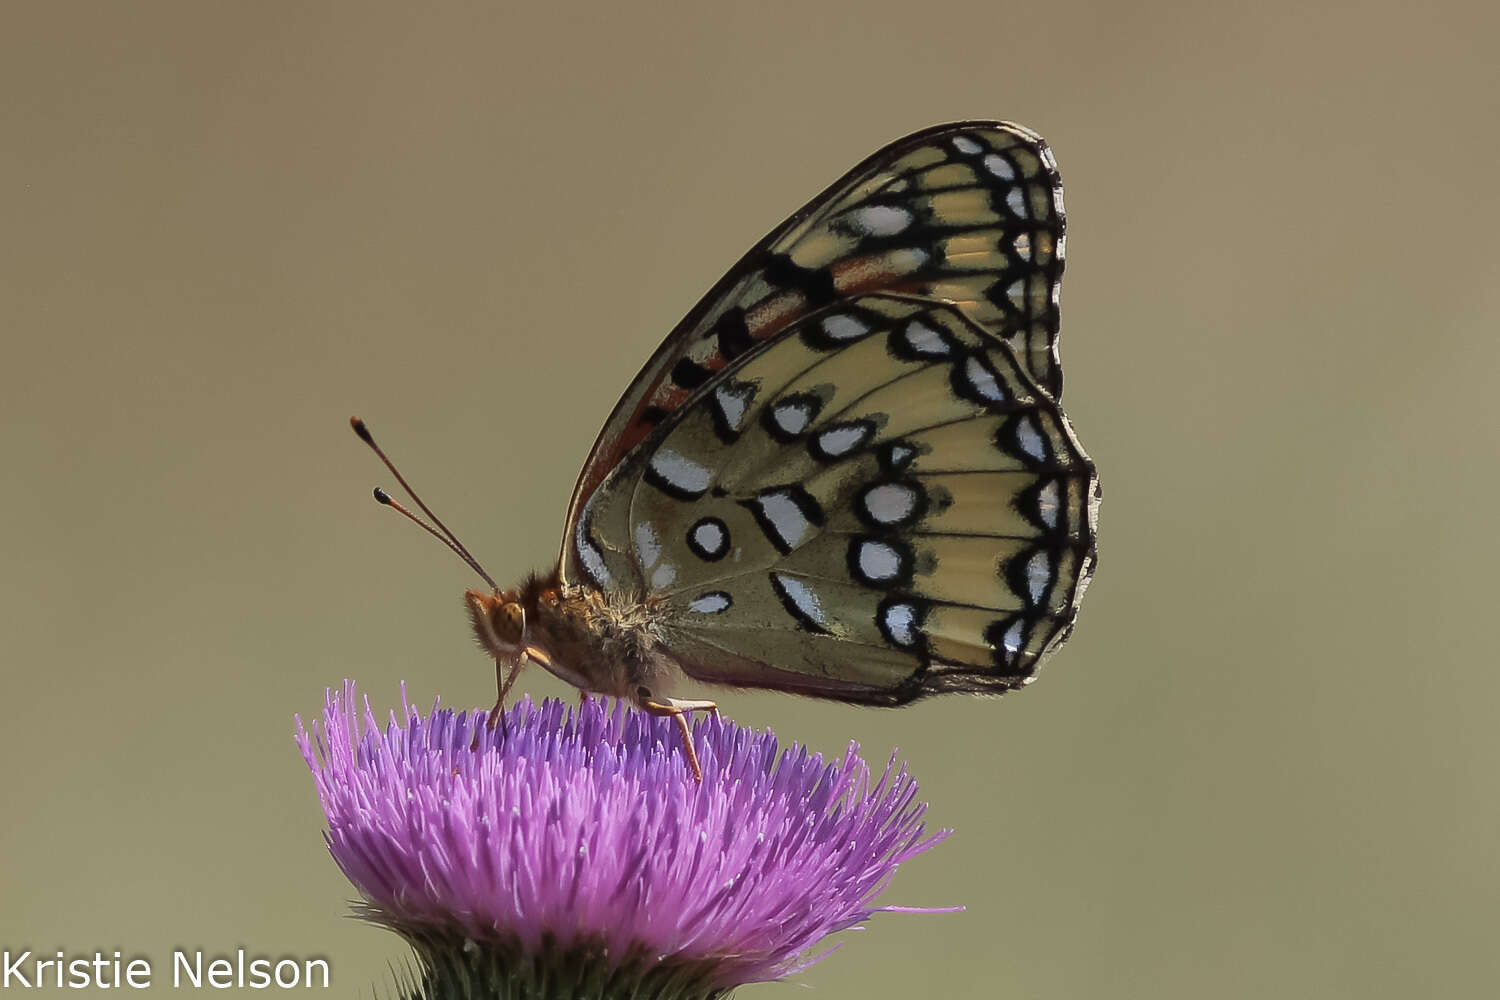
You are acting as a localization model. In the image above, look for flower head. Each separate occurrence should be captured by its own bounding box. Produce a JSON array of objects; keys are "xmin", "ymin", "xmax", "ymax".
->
[{"xmin": 296, "ymin": 683, "xmax": 952, "ymax": 997}]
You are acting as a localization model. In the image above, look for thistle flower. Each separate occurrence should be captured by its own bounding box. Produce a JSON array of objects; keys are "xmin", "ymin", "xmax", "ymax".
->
[{"xmin": 296, "ymin": 683, "xmax": 954, "ymax": 1000}]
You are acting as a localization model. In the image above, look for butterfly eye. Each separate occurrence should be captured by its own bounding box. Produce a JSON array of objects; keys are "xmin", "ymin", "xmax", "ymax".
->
[{"xmin": 494, "ymin": 602, "xmax": 526, "ymax": 645}]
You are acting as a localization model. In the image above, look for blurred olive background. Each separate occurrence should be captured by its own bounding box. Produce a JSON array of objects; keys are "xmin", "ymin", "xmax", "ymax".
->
[{"xmin": 3, "ymin": 2, "xmax": 1497, "ymax": 997}]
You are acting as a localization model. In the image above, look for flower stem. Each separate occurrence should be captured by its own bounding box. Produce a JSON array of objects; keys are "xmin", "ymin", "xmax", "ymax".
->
[{"xmin": 393, "ymin": 929, "xmax": 734, "ymax": 1000}]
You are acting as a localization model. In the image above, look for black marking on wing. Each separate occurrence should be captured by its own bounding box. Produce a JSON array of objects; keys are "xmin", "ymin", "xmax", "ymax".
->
[
  {"xmin": 671, "ymin": 357, "xmax": 715, "ymax": 391},
  {"xmin": 763, "ymin": 253, "xmax": 838, "ymax": 307},
  {"xmin": 714, "ymin": 307, "xmax": 754, "ymax": 362}
]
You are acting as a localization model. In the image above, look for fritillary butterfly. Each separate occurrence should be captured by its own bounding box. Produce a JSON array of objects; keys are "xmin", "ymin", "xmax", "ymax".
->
[{"xmin": 356, "ymin": 122, "xmax": 1100, "ymax": 781}]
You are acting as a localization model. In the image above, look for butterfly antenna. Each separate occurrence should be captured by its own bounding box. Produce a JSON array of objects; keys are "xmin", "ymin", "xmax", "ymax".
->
[
  {"xmin": 351, "ymin": 417, "xmax": 502, "ymax": 593},
  {"xmin": 369, "ymin": 487, "xmax": 502, "ymax": 592}
]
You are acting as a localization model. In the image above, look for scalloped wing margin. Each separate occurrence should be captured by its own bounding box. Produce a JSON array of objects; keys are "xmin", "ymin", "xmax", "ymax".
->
[{"xmin": 568, "ymin": 294, "xmax": 1097, "ymax": 702}]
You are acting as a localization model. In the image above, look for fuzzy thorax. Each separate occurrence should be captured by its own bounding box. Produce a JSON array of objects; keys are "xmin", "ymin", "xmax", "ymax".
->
[{"xmin": 467, "ymin": 573, "xmax": 676, "ymax": 699}]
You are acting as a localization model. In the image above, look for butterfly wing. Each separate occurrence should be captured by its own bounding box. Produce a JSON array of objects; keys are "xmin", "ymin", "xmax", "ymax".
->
[
  {"xmin": 562, "ymin": 121, "xmax": 1068, "ymax": 574},
  {"xmin": 569, "ymin": 294, "xmax": 1098, "ymax": 704}
]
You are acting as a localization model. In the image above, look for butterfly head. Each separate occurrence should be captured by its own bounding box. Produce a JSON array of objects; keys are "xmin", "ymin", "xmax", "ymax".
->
[{"xmin": 465, "ymin": 588, "xmax": 528, "ymax": 660}]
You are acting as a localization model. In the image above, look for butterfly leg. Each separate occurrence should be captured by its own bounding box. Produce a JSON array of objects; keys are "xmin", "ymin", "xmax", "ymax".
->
[
  {"xmin": 486, "ymin": 656, "xmax": 527, "ymax": 730},
  {"xmin": 635, "ymin": 690, "xmax": 719, "ymax": 783},
  {"xmin": 471, "ymin": 654, "xmax": 526, "ymax": 749},
  {"xmin": 651, "ymin": 696, "xmax": 719, "ymax": 718}
]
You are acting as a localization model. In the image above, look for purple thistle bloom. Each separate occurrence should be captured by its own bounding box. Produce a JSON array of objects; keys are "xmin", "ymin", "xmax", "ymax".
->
[{"xmin": 296, "ymin": 682, "xmax": 954, "ymax": 998}]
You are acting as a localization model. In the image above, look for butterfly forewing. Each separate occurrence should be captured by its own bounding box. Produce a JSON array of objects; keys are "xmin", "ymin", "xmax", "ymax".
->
[
  {"xmin": 570, "ymin": 294, "xmax": 1097, "ymax": 704},
  {"xmin": 562, "ymin": 122, "xmax": 1067, "ymax": 549}
]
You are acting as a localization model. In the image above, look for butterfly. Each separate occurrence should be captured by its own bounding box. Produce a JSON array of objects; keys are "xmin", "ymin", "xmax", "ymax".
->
[{"xmin": 354, "ymin": 121, "xmax": 1100, "ymax": 781}]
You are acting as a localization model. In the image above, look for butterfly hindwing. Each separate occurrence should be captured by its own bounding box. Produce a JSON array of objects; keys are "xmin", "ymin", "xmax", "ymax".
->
[
  {"xmin": 562, "ymin": 122, "xmax": 1067, "ymax": 552},
  {"xmin": 570, "ymin": 294, "xmax": 1098, "ymax": 704}
]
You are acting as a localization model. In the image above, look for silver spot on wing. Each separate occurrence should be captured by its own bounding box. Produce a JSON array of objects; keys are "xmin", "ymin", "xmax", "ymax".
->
[
  {"xmin": 646, "ymin": 448, "xmax": 713, "ymax": 498},
  {"xmin": 689, "ymin": 591, "xmax": 732, "ymax": 614}
]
